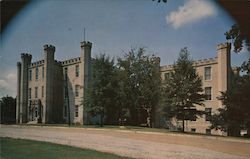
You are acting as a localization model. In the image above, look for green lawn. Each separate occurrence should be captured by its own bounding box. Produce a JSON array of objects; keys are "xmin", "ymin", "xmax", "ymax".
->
[{"xmin": 0, "ymin": 137, "xmax": 134, "ymax": 159}]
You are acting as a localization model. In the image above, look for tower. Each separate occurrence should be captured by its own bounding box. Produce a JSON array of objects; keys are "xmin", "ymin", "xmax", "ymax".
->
[
  {"xmin": 16, "ymin": 62, "xmax": 21, "ymax": 123},
  {"xmin": 43, "ymin": 44, "xmax": 55, "ymax": 123},
  {"xmin": 217, "ymin": 42, "xmax": 231, "ymax": 93},
  {"xmin": 80, "ymin": 41, "xmax": 92, "ymax": 124},
  {"xmin": 19, "ymin": 53, "xmax": 32, "ymax": 123}
]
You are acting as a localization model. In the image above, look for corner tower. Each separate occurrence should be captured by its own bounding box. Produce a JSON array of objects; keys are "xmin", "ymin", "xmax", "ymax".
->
[
  {"xmin": 44, "ymin": 44, "xmax": 55, "ymax": 123},
  {"xmin": 217, "ymin": 42, "xmax": 231, "ymax": 93},
  {"xmin": 80, "ymin": 41, "xmax": 92, "ymax": 124},
  {"xmin": 19, "ymin": 53, "xmax": 32, "ymax": 123}
]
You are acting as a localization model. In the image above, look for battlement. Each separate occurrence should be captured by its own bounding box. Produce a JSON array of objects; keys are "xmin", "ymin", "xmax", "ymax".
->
[
  {"xmin": 80, "ymin": 41, "xmax": 92, "ymax": 48},
  {"xmin": 29, "ymin": 60, "xmax": 45, "ymax": 68},
  {"xmin": 217, "ymin": 42, "xmax": 231, "ymax": 50},
  {"xmin": 61, "ymin": 57, "xmax": 81, "ymax": 66},
  {"xmin": 21, "ymin": 53, "xmax": 32, "ymax": 59},
  {"xmin": 44, "ymin": 44, "xmax": 55, "ymax": 52},
  {"xmin": 160, "ymin": 57, "xmax": 218, "ymax": 71}
]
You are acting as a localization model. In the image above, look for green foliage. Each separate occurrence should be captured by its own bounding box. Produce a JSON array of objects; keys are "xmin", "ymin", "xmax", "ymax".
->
[
  {"xmin": 117, "ymin": 48, "xmax": 161, "ymax": 126},
  {"xmin": 211, "ymin": 59, "xmax": 250, "ymax": 136},
  {"xmin": 0, "ymin": 95, "xmax": 16, "ymax": 123},
  {"xmin": 162, "ymin": 48, "xmax": 205, "ymax": 132},
  {"xmin": 85, "ymin": 54, "xmax": 117, "ymax": 126},
  {"xmin": 1, "ymin": 137, "xmax": 133, "ymax": 159},
  {"xmin": 225, "ymin": 24, "xmax": 250, "ymax": 53}
]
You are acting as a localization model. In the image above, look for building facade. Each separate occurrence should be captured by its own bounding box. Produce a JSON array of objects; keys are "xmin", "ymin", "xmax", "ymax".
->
[
  {"xmin": 16, "ymin": 41, "xmax": 92, "ymax": 124},
  {"xmin": 16, "ymin": 41, "xmax": 231, "ymax": 135},
  {"xmin": 159, "ymin": 42, "xmax": 231, "ymax": 135}
]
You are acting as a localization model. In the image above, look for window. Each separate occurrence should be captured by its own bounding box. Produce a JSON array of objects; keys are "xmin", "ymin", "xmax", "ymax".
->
[
  {"xmin": 206, "ymin": 129, "xmax": 211, "ymax": 135},
  {"xmin": 29, "ymin": 69, "xmax": 32, "ymax": 81},
  {"xmin": 204, "ymin": 67, "xmax": 211, "ymax": 80},
  {"xmin": 75, "ymin": 105, "xmax": 79, "ymax": 117},
  {"xmin": 35, "ymin": 67, "xmax": 39, "ymax": 80},
  {"xmin": 42, "ymin": 67, "xmax": 44, "ymax": 78},
  {"xmin": 35, "ymin": 87, "xmax": 38, "ymax": 98},
  {"xmin": 75, "ymin": 65, "xmax": 79, "ymax": 77},
  {"xmin": 42, "ymin": 86, "xmax": 44, "ymax": 97},
  {"xmin": 75, "ymin": 85, "xmax": 79, "ymax": 97},
  {"xmin": 191, "ymin": 128, "xmax": 196, "ymax": 132},
  {"xmin": 205, "ymin": 108, "xmax": 212, "ymax": 121},
  {"xmin": 64, "ymin": 67, "xmax": 68, "ymax": 80},
  {"xmin": 205, "ymin": 87, "xmax": 212, "ymax": 100},
  {"xmin": 35, "ymin": 107, "xmax": 38, "ymax": 117},
  {"xmin": 164, "ymin": 72, "xmax": 171, "ymax": 80},
  {"xmin": 64, "ymin": 87, "xmax": 68, "ymax": 98},
  {"xmin": 28, "ymin": 88, "xmax": 31, "ymax": 99},
  {"xmin": 64, "ymin": 105, "xmax": 67, "ymax": 117}
]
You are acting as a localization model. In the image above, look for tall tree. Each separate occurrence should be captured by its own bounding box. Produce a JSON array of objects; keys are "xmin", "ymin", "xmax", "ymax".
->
[
  {"xmin": 85, "ymin": 54, "xmax": 116, "ymax": 127},
  {"xmin": 162, "ymin": 48, "xmax": 205, "ymax": 132},
  {"xmin": 0, "ymin": 95, "xmax": 16, "ymax": 124},
  {"xmin": 211, "ymin": 59, "xmax": 250, "ymax": 136},
  {"xmin": 117, "ymin": 48, "xmax": 161, "ymax": 127}
]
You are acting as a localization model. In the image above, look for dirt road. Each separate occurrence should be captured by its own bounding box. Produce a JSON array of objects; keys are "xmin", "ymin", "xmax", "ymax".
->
[{"xmin": 1, "ymin": 125, "xmax": 249, "ymax": 159}]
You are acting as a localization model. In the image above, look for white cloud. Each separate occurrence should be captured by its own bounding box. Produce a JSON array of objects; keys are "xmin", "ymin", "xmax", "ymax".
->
[{"xmin": 166, "ymin": 0, "xmax": 216, "ymax": 29}]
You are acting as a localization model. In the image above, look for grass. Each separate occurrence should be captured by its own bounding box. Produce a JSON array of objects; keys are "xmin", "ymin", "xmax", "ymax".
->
[{"xmin": 0, "ymin": 137, "xmax": 134, "ymax": 159}]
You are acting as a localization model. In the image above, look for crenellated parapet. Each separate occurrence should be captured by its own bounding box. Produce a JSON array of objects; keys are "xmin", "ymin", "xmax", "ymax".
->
[
  {"xmin": 160, "ymin": 57, "xmax": 218, "ymax": 72},
  {"xmin": 29, "ymin": 60, "xmax": 45, "ymax": 68},
  {"xmin": 21, "ymin": 53, "xmax": 32, "ymax": 61},
  {"xmin": 61, "ymin": 57, "xmax": 81, "ymax": 66},
  {"xmin": 80, "ymin": 41, "xmax": 92, "ymax": 48},
  {"xmin": 217, "ymin": 42, "xmax": 231, "ymax": 50},
  {"xmin": 44, "ymin": 44, "xmax": 56, "ymax": 53}
]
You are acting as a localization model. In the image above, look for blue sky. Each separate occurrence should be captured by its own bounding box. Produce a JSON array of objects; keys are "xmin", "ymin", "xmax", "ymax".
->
[{"xmin": 0, "ymin": 0, "xmax": 249, "ymax": 97}]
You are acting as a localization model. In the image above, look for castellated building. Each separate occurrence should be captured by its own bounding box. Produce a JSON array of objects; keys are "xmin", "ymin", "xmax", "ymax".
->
[
  {"xmin": 159, "ymin": 42, "xmax": 231, "ymax": 135},
  {"xmin": 16, "ymin": 41, "xmax": 231, "ymax": 135},
  {"xmin": 16, "ymin": 41, "xmax": 92, "ymax": 124}
]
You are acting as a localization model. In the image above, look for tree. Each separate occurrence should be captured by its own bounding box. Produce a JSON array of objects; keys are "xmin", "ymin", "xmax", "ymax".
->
[
  {"xmin": 85, "ymin": 54, "xmax": 116, "ymax": 127},
  {"xmin": 162, "ymin": 48, "xmax": 205, "ymax": 132},
  {"xmin": 0, "ymin": 95, "xmax": 16, "ymax": 124},
  {"xmin": 117, "ymin": 48, "xmax": 161, "ymax": 127},
  {"xmin": 225, "ymin": 24, "xmax": 250, "ymax": 53},
  {"xmin": 211, "ymin": 59, "xmax": 250, "ymax": 136}
]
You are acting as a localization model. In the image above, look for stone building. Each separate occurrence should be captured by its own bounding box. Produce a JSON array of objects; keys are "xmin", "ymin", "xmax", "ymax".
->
[
  {"xmin": 16, "ymin": 41, "xmax": 92, "ymax": 124},
  {"xmin": 16, "ymin": 41, "xmax": 231, "ymax": 135},
  {"xmin": 159, "ymin": 42, "xmax": 231, "ymax": 135}
]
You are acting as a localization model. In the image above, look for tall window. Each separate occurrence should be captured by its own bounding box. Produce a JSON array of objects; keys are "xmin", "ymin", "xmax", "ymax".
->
[
  {"xmin": 29, "ymin": 69, "xmax": 32, "ymax": 81},
  {"xmin": 42, "ymin": 67, "xmax": 44, "ymax": 79},
  {"xmin": 205, "ymin": 108, "xmax": 212, "ymax": 121},
  {"xmin": 42, "ymin": 86, "xmax": 44, "ymax": 97},
  {"xmin": 35, "ymin": 67, "xmax": 39, "ymax": 80},
  {"xmin": 35, "ymin": 87, "xmax": 38, "ymax": 98},
  {"xmin": 64, "ymin": 67, "xmax": 68, "ymax": 80},
  {"xmin": 75, "ymin": 105, "xmax": 79, "ymax": 117},
  {"xmin": 204, "ymin": 67, "xmax": 211, "ymax": 80},
  {"xmin": 164, "ymin": 72, "xmax": 171, "ymax": 80},
  {"xmin": 75, "ymin": 85, "xmax": 79, "ymax": 97},
  {"xmin": 75, "ymin": 65, "xmax": 79, "ymax": 77},
  {"xmin": 205, "ymin": 87, "xmax": 212, "ymax": 100},
  {"xmin": 28, "ymin": 88, "xmax": 31, "ymax": 99},
  {"xmin": 64, "ymin": 105, "xmax": 67, "ymax": 117}
]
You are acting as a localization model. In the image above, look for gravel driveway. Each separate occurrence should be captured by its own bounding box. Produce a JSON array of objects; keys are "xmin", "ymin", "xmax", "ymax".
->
[{"xmin": 0, "ymin": 125, "xmax": 249, "ymax": 159}]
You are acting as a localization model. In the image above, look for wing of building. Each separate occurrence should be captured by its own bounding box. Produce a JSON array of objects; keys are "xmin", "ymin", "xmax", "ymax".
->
[
  {"xmin": 16, "ymin": 41, "xmax": 232, "ymax": 135},
  {"xmin": 158, "ymin": 43, "xmax": 231, "ymax": 135},
  {"xmin": 16, "ymin": 41, "xmax": 92, "ymax": 125}
]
